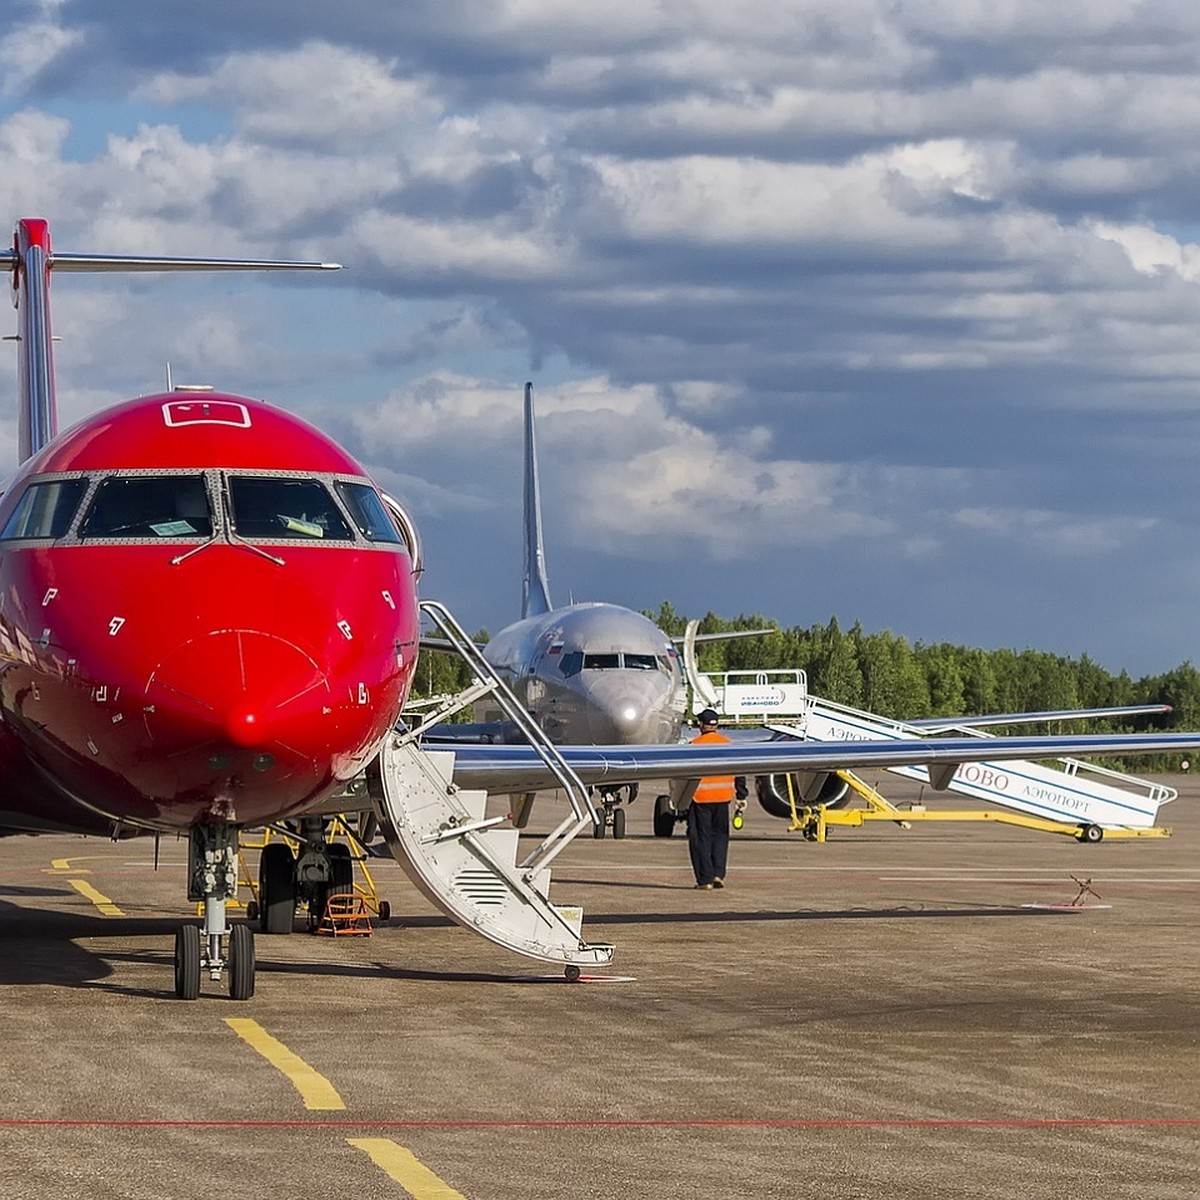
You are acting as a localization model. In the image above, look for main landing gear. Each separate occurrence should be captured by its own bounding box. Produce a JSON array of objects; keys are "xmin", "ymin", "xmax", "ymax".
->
[
  {"xmin": 175, "ymin": 822, "xmax": 255, "ymax": 1000},
  {"xmin": 592, "ymin": 784, "xmax": 637, "ymax": 839},
  {"xmin": 653, "ymin": 793, "xmax": 686, "ymax": 838},
  {"xmin": 249, "ymin": 816, "xmax": 367, "ymax": 934}
]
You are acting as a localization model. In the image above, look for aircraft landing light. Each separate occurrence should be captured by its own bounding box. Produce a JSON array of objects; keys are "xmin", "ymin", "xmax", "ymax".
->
[{"xmin": 224, "ymin": 1018, "xmax": 346, "ymax": 1111}]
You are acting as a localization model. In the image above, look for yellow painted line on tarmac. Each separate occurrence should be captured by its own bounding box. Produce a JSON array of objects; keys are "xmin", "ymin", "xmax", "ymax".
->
[
  {"xmin": 224, "ymin": 1019, "xmax": 346, "ymax": 1111},
  {"xmin": 46, "ymin": 857, "xmax": 93, "ymax": 873},
  {"xmin": 348, "ymin": 1139, "xmax": 468, "ymax": 1199},
  {"xmin": 68, "ymin": 878, "xmax": 123, "ymax": 916}
]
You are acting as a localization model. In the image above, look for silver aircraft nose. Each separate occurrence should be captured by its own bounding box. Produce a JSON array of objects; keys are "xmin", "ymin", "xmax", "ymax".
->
[{"xmin": 580, "ymin": 673, "xmax": 681, "ymax": 744}]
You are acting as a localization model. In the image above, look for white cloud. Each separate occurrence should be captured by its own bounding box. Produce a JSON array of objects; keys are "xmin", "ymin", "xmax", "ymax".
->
[
  {"xmin": 139, "ymin": 42, "xmax": 436, "ymax": 147},
  {"xmin": 1091, "ymin": 221, "xmax": 1200, "ymax": 282}
]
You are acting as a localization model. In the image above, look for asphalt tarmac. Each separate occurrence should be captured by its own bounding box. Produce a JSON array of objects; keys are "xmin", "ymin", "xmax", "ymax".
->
[{"xmin": 0, "ymin": 772, "xmax": 1197, "ymax": 1199}]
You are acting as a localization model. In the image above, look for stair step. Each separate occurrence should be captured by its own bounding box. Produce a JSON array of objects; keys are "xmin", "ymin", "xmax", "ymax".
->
[{"xmin": 368, "ymin": 736, "xmax": 614, "ymax": 968}]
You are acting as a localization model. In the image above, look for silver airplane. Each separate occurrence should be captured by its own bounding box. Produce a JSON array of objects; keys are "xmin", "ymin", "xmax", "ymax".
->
[{"xmin": 425, "ymin": 383, "xmax": 760, "ymax": 835}]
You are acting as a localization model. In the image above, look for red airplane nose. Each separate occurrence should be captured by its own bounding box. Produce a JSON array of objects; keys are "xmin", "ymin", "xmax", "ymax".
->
[
  {"xmin": 148, "ymin": 629, "xmax": 330, "ymax": 750},
  {"xmin": 225, "ymin": 706, "xmax": 271, "ymax": 747}
]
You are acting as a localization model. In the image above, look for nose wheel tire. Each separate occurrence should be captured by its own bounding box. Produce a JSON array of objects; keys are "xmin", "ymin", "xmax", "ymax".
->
[
  {"xmin": 228, "ymin": 923, "xmax": 256, "ymax": 1000},
  {"xmin": 611, "ymin": 807, "xmax": 627, "ymax": 839},
  {"xmin": 592, "ymin": 817, "xmax": 606, "ymax": 839},
  {"xmin": 174, "ymin": 925, "xmax": 201, "ymax": 1000}
]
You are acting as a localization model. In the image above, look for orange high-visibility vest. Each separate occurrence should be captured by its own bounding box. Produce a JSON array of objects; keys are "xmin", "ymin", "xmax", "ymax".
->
[{"xmin": 690, "ymin": 730, "xmax": 734, "ymax": 802}]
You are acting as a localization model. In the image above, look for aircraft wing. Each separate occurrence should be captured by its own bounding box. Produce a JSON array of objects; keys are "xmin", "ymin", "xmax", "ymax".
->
[
  {"xmin": 439, "ymin": 731, "xmax": 1200, "ymax": 794},
  {"xmin": 907, "ymin": 704, "xmax": 1171, "ymax": 732},
  {"xmin": 677, "ymin": 627, "xmax": 775, "ymax": 645}
]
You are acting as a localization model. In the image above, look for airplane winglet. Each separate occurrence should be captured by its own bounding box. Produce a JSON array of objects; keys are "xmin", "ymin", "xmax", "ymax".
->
[{"xmin": 522, "ymin": 382, "xmax": 553, "ymax": 618}]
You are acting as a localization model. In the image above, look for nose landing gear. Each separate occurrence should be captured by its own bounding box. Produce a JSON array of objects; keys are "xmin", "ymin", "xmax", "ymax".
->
[
  {"xmin": 175, "ymin": 821, "xmax": 256, "ymax": 1000},
  {"xmin": 591, "ymin": 784, "xmax": 637, "ymax": 839}
]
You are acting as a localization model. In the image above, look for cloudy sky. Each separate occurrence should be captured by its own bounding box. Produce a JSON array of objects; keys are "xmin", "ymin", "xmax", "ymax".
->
[{"xmin": 3, "ymin": 1, "xmax": 1200, "ymax": 675}]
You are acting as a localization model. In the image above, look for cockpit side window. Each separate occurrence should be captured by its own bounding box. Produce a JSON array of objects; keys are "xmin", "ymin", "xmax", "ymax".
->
[
  {"xmin": 559, "ymin": 650, "xmax": 583, "ymax": 678},
  {"xmin": 228, "ymin": 477, "xmax": 353, "ymax": 540},
  {"xmin": 80, "ymin": 476, "xmax": 212, "ymax": 539},
  {"xmin": 0, "ymin": 478, "xmax": 87, "ymax": 540},
  {"xmin": 335, "ymin": 481, "xmax": 403, "ymax": 544}
]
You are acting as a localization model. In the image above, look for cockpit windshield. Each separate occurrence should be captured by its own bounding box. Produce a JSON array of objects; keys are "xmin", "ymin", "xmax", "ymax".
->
[
  {"xmin": 583, "ymin": 653, "xmax": 621, "ymax": 670},
  {"xmin": 558, "ymin": 649, "xmax": 674, "ymax": 677},
  {"xmin": 1, "ymin": 469, "xmax": 407, "ymax": 548},
  {"xmin": 624, "ymin": 654, "xmax": 658, "ymax": 670},
  {"xmin": 227, "ymin": 477, "xmax": 353, "ymax": 540},
  {"xmin": 80, "ymin": 475, "xmax": 213, "ymax": 539}
]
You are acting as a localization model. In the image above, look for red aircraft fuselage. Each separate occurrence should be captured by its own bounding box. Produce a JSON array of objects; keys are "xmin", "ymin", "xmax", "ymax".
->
[{"xmin": 0, "ymin": 391, "xmax": 420, "ymax": 834}]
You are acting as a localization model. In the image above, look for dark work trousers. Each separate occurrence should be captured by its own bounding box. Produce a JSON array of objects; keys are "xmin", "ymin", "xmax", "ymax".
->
[{"xmin": 687, "ymin": 800, "xmax": 730, "ymax": 885}]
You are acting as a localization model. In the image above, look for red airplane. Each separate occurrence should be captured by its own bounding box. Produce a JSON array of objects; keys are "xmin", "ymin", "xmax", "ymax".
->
[
  {"xmin": 0, "ymin": 219, "xmax": 422, "ymax": 999},
  {"xmin": 7, "ymin": 217, "xmax": 1200, "ymax": 1003}
]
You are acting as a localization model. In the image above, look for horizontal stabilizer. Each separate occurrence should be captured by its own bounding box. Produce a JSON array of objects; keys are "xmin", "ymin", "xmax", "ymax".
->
[{"xmin": 0, "ymin": 251, "xmax": 341, "ymax": 272}]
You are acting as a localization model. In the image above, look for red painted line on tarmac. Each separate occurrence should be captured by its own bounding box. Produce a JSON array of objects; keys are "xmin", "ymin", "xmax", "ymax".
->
[{"xmin": 0, "ymin": 1118, "xmax": 1197, "ymax": 1130}]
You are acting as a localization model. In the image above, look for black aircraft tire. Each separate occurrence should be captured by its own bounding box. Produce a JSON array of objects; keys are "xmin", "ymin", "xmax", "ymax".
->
[
  {"xmin": 612, "ymin": 808, "xmax": 627, "ymax": 839},
  {"xmin": 653, "ymin": 795, "xmax": 675, "ymax": 838},
  {"xmin": 174, "ymin": 925, "xmax": 201, "ymax": 1000},
  {"xmin": 592, "ymin": 817, "xmax": 606, "ymax": 839},
  {"xmin": 755, "ymin": 776, "xmax": 795, "ymax": 820},
  {"xmin": 228, "ymin": 923, "xmax": 256, "ymax": 1001},
  {"xmin": 328, "ymin": 842, "xmax": 355, "ymax": 894},
  {"xmin": 259, "ymin": 841, "xmax": 297, "ymax": 935}
]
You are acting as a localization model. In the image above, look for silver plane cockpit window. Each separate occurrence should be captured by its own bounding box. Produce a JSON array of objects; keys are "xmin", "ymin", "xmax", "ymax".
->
[
  {"xmin": 335, "ymin": 481, "xmax": 404, "ymax": 544},
  {"xmin": 81, "ymin": 475, "xmax": 213, "ymax": 539},
  {"xmin": 228, "ymin": 477, "xmax": 353, "ymax": 540},
  {"xmin": 1, "ymin": 478, "xmax": 87, "ymax": 539},
  {"xmin": 582, "ymin": 653, "xmax": 621, "ymax": 670},
  {"xmin": 624, "ymin": 653, "xmax": 658, "ymax": 671}
]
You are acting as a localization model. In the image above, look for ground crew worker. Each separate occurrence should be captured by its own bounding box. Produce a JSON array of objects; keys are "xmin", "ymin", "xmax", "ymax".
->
[{"xmin": 687, "ymin": 708, "xmax": 747, "ymax": 889}]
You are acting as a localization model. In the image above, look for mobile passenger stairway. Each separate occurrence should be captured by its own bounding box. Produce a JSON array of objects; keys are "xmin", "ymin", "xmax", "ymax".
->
[
  {"xmin": 367, "ymin": 600, "xmax": 614, "ymax": 977},
  {"xmin": 685, "ymin": 637, "xmax": 1175, "ymax": 838}
]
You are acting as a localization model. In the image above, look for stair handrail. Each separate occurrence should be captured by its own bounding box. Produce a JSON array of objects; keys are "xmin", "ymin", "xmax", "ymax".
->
[{"xmin": 412, "ymin": 599, "xmax": 599, "ymax": 872}]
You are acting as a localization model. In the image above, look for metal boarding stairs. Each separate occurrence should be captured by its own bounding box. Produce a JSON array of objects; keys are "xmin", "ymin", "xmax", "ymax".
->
[
  {"xmin": 794, "ymin": 693, "xmax": 1176, "ymax": 831},
  {"xmin": 366, "ymin": 599, "xmax": 614, "ymax": 974},
  {"xmin": 693, "ymin": 664, "xmax": 1176, "ymax": 832}
]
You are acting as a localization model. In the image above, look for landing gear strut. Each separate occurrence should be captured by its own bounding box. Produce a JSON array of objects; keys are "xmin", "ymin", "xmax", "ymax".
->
[
  {"xmin": 176, "ymin": 821, "xmax": 255, "ymax": 1000},
  {"xmin": 591, "ymin": 784, "xmax": 637, "ymax": 839}
]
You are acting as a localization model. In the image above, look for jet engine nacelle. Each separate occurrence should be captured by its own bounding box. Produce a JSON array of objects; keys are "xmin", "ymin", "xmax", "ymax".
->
[{"xmin": 755, "ymin": 771, "xmax": 850, "ymax": 819}]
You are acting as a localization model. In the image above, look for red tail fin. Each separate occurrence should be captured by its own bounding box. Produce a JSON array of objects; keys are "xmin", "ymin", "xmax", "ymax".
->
[{"xmin": 11, "ymin": 219, "xmax": 57, "ymax": 463}]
